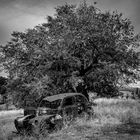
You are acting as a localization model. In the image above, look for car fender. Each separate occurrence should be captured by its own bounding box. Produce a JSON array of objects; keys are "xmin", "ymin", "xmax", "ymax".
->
[
  {"xmin": 15, "ymin": 115, "xmax": 34, "ymax": 125},
  {"xmin": 14, "ymin": 114, "xmax": 36, "ymax": 132}
]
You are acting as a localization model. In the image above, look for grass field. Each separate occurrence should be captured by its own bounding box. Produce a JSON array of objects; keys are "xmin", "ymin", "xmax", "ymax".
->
[{"xmin": 1, "ymin": 98, "xmax": 140, "ymax": 140}]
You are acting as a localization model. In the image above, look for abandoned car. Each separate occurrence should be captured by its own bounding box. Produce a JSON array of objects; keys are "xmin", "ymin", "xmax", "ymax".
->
[{"xmin": 14, "ymin": 93, "xmax": 93, "ymax": 135}]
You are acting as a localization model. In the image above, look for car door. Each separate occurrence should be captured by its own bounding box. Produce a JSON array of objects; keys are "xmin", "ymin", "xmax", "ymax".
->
[{"xmin": 62, "ymin": 96, "xmax": 77, "ymax": 122}]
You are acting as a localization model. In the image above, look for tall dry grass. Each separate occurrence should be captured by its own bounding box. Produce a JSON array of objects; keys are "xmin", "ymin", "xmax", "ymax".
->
[
  {"xmin": 94, "ymin": 98, "xmax": 140, "ymax": 124},
  {"xmin": 0, "ymin": 98, "xmax": 140, "ymax": 140}
]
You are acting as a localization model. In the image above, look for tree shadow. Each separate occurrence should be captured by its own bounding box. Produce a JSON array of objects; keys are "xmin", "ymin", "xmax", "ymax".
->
[{"xmin": 115, "ymin": 122, "xmax": 140, "ymax": 135}]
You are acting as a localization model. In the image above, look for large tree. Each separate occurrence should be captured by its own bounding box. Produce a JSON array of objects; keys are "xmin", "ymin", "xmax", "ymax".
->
[{"xmin": 0, "ymin": 2, "xmax": 140, "ymax": 105}]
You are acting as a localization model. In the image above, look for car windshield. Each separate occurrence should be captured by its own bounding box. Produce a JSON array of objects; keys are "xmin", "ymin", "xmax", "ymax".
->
[{"xmin": 39, "ymin": 99, "xmax": 61, "ymax": 109}]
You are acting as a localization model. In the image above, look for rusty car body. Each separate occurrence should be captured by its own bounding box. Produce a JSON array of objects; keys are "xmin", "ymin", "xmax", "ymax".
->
[{"xmin": 14, "ymin": 93, "xmax": 93, "ymax": 135}]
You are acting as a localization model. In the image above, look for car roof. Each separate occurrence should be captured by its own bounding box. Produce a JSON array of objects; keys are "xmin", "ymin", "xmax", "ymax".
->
[{"xmin": 42, "ymin": 93, "xmax": 85, "ymax": 102}]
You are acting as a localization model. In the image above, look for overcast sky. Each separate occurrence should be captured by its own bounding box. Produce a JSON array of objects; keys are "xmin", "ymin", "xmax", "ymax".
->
[{"xmin": 0, "ymin": 0, "xmax": 140, "ymax": 45}]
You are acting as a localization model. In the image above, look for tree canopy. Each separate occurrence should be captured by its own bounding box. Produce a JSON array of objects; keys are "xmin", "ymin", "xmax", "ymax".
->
[{"xmin": 0, "ymin": 2, "xmax": 140, "ymax": 105}]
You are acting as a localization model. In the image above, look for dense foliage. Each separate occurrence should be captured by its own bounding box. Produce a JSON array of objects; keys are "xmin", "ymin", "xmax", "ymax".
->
[{"xmin": 0, "ymin": 2, "xmax": 140, "ymax": 106}]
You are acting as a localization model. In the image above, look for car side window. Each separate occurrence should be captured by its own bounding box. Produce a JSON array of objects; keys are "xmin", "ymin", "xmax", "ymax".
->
[{"xmin": 62, "ymin": 96, "xmax": 74, "ymax": 107}]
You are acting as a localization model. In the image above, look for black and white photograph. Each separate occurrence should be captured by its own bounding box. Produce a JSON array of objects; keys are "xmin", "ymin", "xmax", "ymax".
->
[{"xmin": 0, "ymin": 0, "xmax": 140, "ymax": 139}]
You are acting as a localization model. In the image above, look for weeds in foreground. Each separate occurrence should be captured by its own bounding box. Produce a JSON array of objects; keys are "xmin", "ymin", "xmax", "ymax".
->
[{"xmin": 1, "ymin": 98, "xmax": 140, "ymax": 140}]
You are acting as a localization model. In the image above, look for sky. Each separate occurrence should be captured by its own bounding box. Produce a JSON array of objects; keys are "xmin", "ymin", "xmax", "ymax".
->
[{"xmin": 0, "ymin": 0, "xmax": 140, "ymax": 45}]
